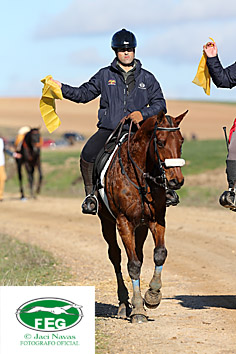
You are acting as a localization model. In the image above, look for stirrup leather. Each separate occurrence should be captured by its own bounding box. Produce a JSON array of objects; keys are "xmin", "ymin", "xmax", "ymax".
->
[{"xmin": 82, "ymin": 194, "xmax": 98, "ymax": 215}]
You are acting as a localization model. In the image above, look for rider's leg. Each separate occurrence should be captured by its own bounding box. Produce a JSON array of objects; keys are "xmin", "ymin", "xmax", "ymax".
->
[
  {"xmin": 80, "ymin": 157, "xmax": 98, "ymax": 215},
  {"xmin": 80, "ymin": 129, "xmax": 113, "ymax": 215},
  {"xmin": 219, "ymin": 131, "xmax": 236, "ymax": 210}
]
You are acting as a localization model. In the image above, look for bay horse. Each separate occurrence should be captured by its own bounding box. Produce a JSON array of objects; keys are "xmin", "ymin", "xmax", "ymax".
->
[
  {"xmin": 16, "ymin": 128, "xmax": 43, "ymax": 199},
  {"xmin": 97, "ymin": 110, "xmax": 187, "ymax": 323}
]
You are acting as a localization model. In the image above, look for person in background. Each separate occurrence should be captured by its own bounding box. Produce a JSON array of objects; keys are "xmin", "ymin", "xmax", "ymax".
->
[
  {"xmin": 0, "ymin": 137, "xmax": 21, "ymax": 201},
  {"xmin": 51, "ymin": 28, "xmax": 179, "ymax": 215},
  {"xmin": 204, "ymin": 41, "xmax": 236, "ymax": 211},
  {"xmin": 14, "ymin": 126, "xmax": 31, "ymax": 152}
]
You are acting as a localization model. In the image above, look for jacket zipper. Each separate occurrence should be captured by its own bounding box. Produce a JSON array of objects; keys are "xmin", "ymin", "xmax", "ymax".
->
[{"xmin": 123, "ymin": 87, "xmax": 127, "ymax": 113}]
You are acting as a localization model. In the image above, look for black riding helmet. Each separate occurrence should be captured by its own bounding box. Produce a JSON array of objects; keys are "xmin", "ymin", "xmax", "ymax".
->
[{"xmin": 111, "ymin": 29, "xmax": 137, "ymax": 50}]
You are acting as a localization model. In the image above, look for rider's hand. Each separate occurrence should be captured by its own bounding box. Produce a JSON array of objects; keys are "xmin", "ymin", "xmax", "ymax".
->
[
  {"xmin": 127, "ymin": 111, "xmax": 143, "ymax": 124},
  {"xmin": 13, "ymin": 152, "xmax": 22, "ymax": 159},
  {"xmin": 203, "ymin": 42, "xmax": 218, "ymax": 58},
  {"xmin": 50, "ymin": 78, "xmax": 62, "ymax": 89}
]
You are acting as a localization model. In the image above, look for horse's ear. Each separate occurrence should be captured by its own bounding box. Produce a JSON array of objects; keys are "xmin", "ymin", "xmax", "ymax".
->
[{"xmin": 174, "ymin": 110, "xmax": 188, "ymax": 126}]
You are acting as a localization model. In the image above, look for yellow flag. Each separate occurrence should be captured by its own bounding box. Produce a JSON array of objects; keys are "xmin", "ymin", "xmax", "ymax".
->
[
  {"xmin": 192, "ymin": 38, "xmax": 215, "ymax": 96},
  {"xmin": 39, "ymin": 75, "xmax": 63, "ymax": 133},
  {"xmin": 192, "ymin": 52, "xmax": 211, "ymax": 95}
]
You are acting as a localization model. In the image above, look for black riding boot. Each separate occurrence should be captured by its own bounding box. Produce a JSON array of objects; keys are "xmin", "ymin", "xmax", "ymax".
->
[
  {"xmin": 219, "ymin": 159, "xmax": 236, "ymax": 211},
  {"xmin": 80, "ymin": 157, "xmax": 98, "ymax": 215},
  {"xmin": 165, "ymin": 189, "xmax": 180, "ymax": 207}
]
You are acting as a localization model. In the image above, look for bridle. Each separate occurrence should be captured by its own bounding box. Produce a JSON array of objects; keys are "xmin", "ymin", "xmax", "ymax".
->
[
  {"xmin": 117, "ymin": 115, "xmax": 183, "ymax": 221},
  {"xmin": 124, "ymin": 115, "xmax": 181, "ymax": 188},
  {"xmin": 144, "ymin": 115, "xmax": 181, "ymax": 187}
]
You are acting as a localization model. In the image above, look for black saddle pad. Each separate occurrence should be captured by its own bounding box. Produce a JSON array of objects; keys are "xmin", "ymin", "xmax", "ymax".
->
[{"xmin": 93, "ymin": 131, "xmax": 128, "ymax": 187}]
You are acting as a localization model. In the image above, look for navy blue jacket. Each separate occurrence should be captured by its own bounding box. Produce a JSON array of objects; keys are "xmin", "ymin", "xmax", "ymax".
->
[
  {"xmin": 61, "ymin": 58, "xmax": 167, "ymax": 130},
  {"xmin": 207, "ymin": 56, "xmax": 236, "ymax": 89}
]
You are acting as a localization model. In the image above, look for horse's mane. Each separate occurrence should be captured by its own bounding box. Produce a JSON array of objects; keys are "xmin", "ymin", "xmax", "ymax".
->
[{"xmin": 132, "ymin": 112, "xmax": 166, "ymax": 144}]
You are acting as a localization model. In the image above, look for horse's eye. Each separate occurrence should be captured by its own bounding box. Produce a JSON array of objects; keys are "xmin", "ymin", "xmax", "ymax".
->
[{"xmin": 157, "ymin": 141, "xmax": 164, "ymax": 148}]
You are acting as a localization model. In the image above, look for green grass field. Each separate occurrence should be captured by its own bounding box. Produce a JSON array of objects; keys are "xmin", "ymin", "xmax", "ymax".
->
[
  {"xmin": 0, "ymin": 233, "xmax": 71, "ymax": 286},
  {"xmin": 181, "ymin": 139, "xmax": 227, "ymax": 175},
  {"xmin": 5, "ymin": 139, "xmax": 227, "ymax": 205}
]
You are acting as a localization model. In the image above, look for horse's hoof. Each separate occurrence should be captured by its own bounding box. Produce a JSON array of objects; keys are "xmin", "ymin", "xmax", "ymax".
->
[
  {"xmin": 117, "ymin": 303, "xmax": 127, "ymax": 318},
  {"xmin": 144, "ymin": 289, "xmax": 162, "ymax": 309},
  {"xmin": 131, "ymin": 314, "xmax": 148, "ymax": 324},
  {"xmin": 117, "ymin": 303, "xmax": 131, "ymax": 318}
]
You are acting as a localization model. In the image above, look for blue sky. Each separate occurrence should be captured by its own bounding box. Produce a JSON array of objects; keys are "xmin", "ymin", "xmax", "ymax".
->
[{"xmin": 1, "ymin": 0, "xmax": 236, "ymax": 101}]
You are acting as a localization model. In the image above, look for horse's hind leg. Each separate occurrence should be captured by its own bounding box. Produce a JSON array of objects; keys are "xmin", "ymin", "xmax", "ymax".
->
[
  {"xmin": 144, "ymin": 221, "xmax": 167, "ymax": 309},
  {"xmin": 36, "ymin": 163, "xmax": 43, "ymax": 194},
  {"xmin": 100, "ymin": 215, "xmax": 130, "ymax": 318}
]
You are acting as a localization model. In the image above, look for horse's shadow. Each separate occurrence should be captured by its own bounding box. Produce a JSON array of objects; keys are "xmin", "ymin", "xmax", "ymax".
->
[
  {"xmin": 95, "ymin": 302, "xmax": 118, "ymax": 318},
  {"xmin": 95, "ymin": 302, "xmax": 156, "ymax": 322},
  {"xmin": 166, "ymin": 295, "xmax": 236, "ymax": 310}
]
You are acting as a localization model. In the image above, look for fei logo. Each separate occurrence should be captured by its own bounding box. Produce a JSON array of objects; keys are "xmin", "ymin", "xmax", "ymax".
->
[{"xmin": 16, "ymin": 297, "xmax": 83, "ymax": 332}]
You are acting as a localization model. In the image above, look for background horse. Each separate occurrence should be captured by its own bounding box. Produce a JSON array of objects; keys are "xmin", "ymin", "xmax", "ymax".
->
[
  {"xmin": 16, "ymin": 128, "xmax": 43, "ymax": 199},
  {"xmin": 98, "ymin": 110, "xmax": 187, "ymax": 323}
]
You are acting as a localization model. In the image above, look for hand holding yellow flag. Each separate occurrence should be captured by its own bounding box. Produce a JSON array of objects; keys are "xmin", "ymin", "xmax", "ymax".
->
[
  {"xmin": 39, "ymin": 75, "xmax": 63, "ymax": 133},
  {"xmin": 192, "ymin": 38, "xmax": 215, "ymax": 96}
]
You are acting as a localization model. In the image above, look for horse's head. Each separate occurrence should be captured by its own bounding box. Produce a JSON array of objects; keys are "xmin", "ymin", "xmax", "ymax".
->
[
  {"xmin": 152, "ymin": 110, "xmax": 188, "ymax": 190},
  {"xmin": 25, "ymin": 128, "xmax": 42, "ymax": 151}
]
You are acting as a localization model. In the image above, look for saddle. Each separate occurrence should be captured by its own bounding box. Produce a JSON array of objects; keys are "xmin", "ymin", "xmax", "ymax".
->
[{"xmin": 93, "ymin": 131, "xmax": 128, "ymax": 189}]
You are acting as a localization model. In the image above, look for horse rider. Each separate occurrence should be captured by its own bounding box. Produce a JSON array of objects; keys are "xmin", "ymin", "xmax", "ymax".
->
[
  {"xmin": 204, "ymin": 41, "xmax": 236, "ymax": 211},
  {"xmin": 52, "ymin": 28, "xmax": 179, "ymax": 215},
  {"xmin": 14, "ymin": 126, "xmax": 31, "ymax": 152}
]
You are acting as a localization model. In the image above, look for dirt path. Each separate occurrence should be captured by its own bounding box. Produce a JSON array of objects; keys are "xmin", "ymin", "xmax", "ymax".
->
[{"xmin": 1, "ymin": 194, "xmax": 236, "ymax": 353}]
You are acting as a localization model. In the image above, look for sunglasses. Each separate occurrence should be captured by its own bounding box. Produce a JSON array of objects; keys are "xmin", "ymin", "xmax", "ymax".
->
[{"xmin": 117, "ymin": 48, "xmax": 134, "ymax": 53}]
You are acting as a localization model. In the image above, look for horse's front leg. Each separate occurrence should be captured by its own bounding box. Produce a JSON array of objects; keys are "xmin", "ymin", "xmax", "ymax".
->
[
  {"xmin": 117, "ymin": 216, "xmax": 148, "ymax": 323},
  {"xmin": 144, "ymin": 219, "xmax": 167, "ymax": 309},
  {"xmin": 99, "ymin": 212, "xmax": 130, "ymax": 318},
  {"xmin": 16, "ymin": 160, "xmax": 24, "ymax": 199}
]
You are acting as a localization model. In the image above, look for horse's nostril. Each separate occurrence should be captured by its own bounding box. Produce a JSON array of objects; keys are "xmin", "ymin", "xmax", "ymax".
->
[
  {"xmin": 168, "ymin": 179, "xmax": 178, "ymax": 187},
  {"xmin": 168, "ymin": 178, "xmax": 184, "ymax": 189}
]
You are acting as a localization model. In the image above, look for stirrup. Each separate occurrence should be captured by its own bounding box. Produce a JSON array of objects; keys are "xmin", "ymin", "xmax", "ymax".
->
[
  {"xmin": 219, "ymin": 189, "xmax": 236, "ymax": 211},
  {"xmin": 166, "ymin": 189, "xmax": 179, "ymax": 207},
  {"xmin": 82, "ymin": 194, "xmax": 98, "ymax": 215}
]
